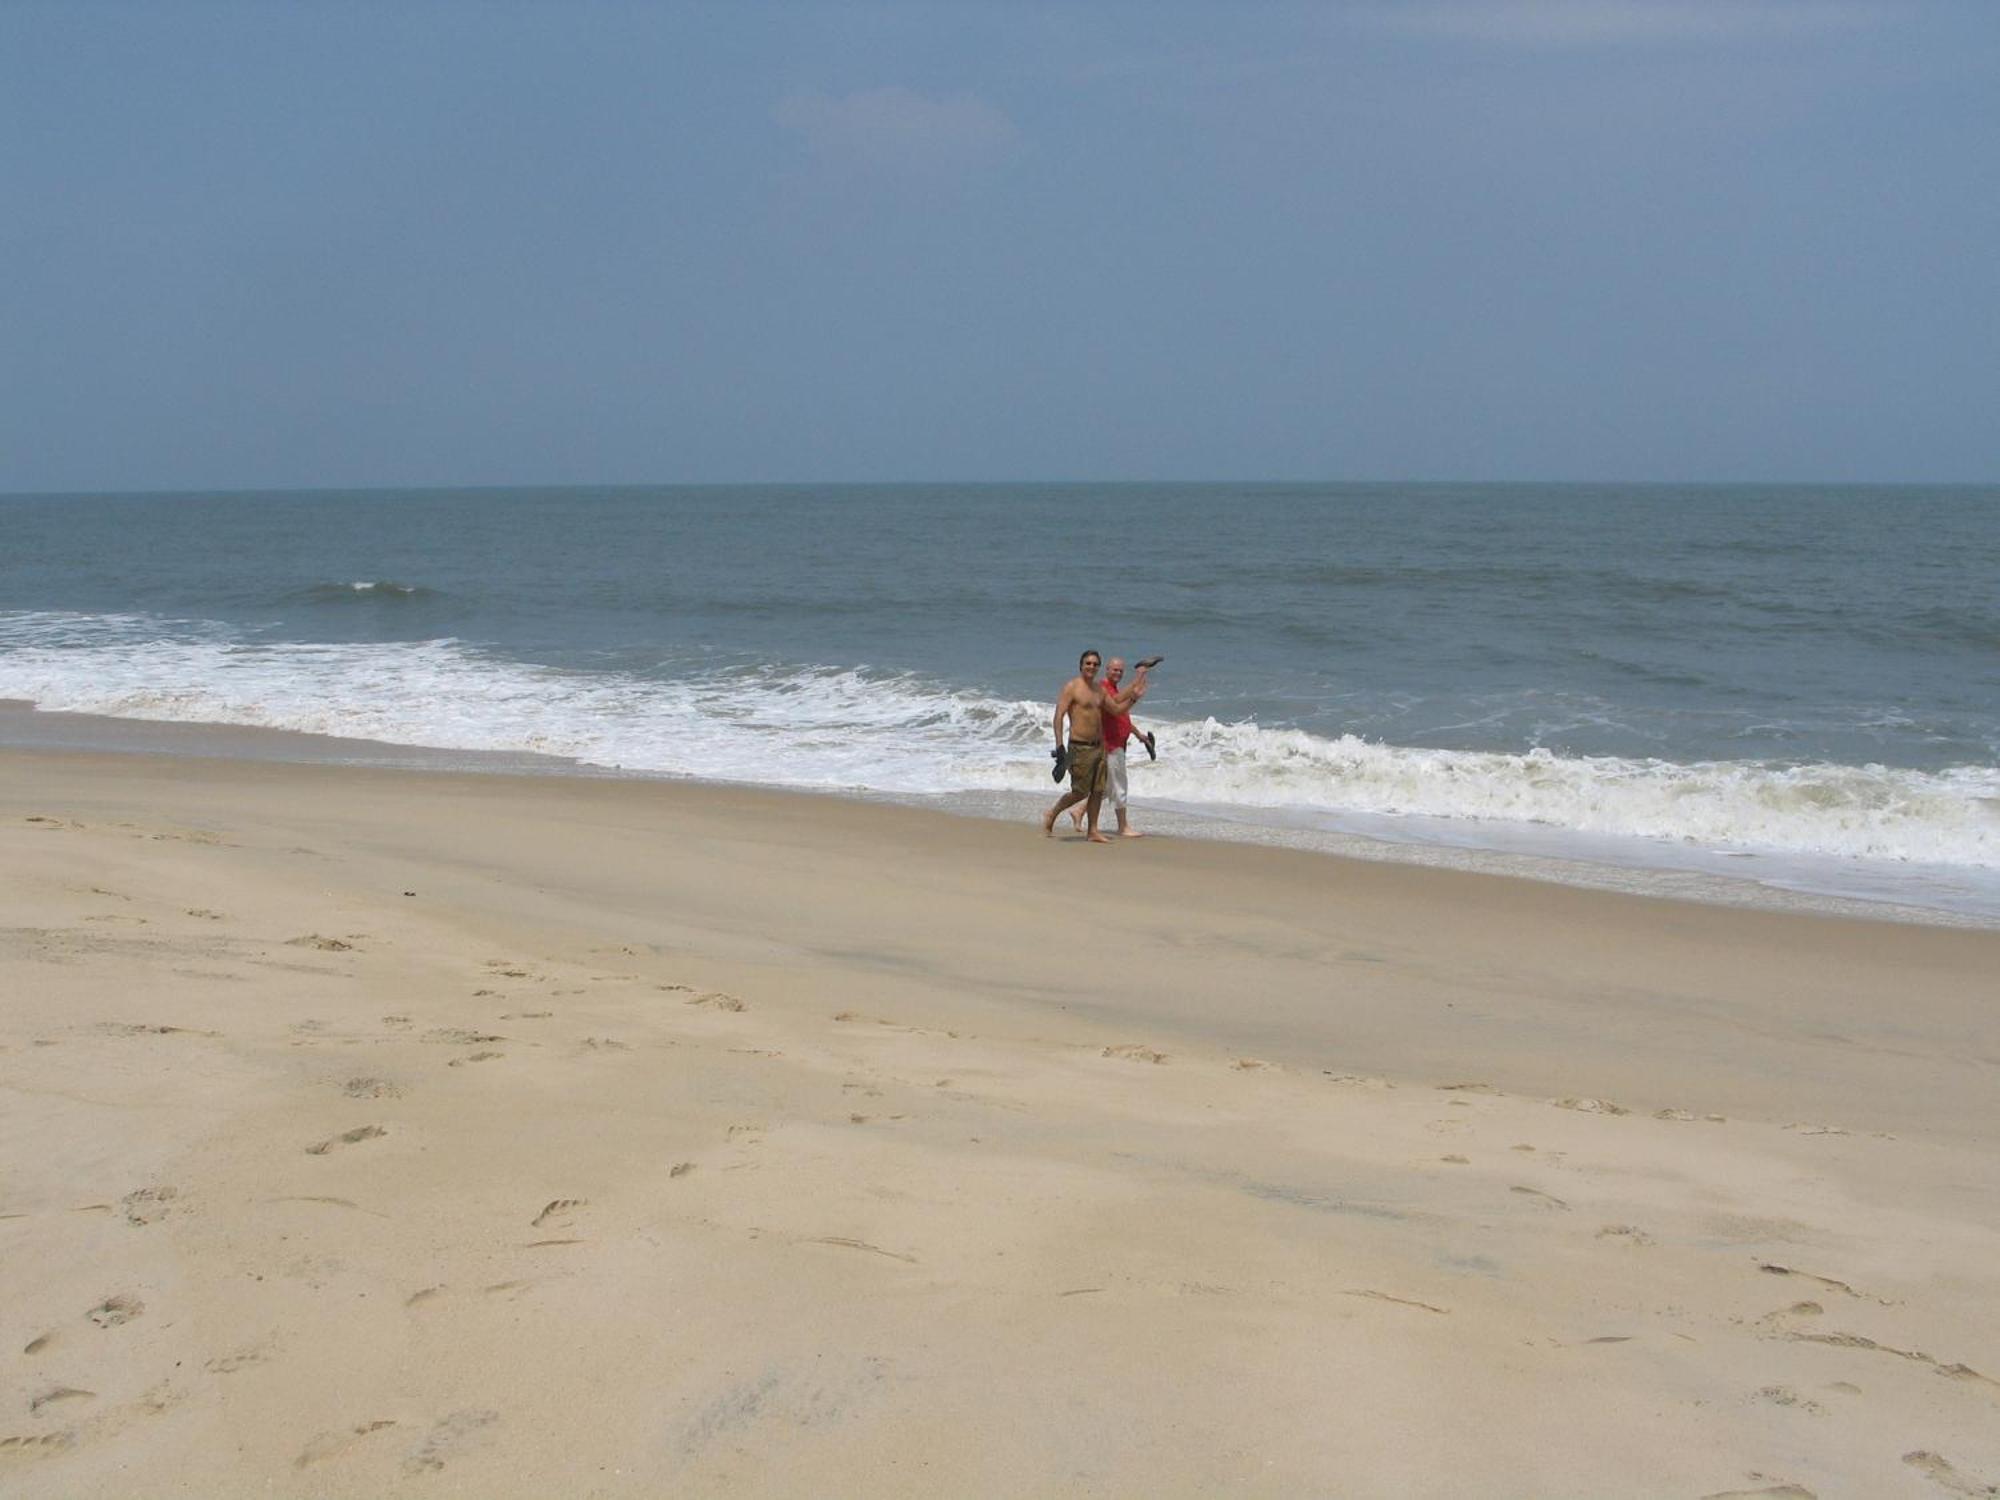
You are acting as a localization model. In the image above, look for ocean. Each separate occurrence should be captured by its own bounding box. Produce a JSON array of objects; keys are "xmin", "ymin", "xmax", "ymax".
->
[{"xmin": 4, "ymin": 482, "xmax": 1997, "ymax": 920}]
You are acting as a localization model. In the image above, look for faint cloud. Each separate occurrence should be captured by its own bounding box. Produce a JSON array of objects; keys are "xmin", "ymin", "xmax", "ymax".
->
[
  {"xmin": 1357, "ymin": 0, "xmax": 1891, "ymax": 48},
  {"xmin": 1062, "ymin": 49, "xmax": 1323, "ymax": 86},
  {"xmin": 774, "ymin": 87, "xmax": 1020, "ymax": 174}
]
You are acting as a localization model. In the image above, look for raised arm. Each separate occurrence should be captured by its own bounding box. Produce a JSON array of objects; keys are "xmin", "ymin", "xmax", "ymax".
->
[{"xmin": 1104, "ymin": 667, "xmax": 1149, "ymax": 713}]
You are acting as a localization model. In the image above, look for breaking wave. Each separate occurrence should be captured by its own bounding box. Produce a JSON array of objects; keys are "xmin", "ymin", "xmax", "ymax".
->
[{"xmin": 2, "ymin": 610, "xmax": 1994, "ymax": 870}]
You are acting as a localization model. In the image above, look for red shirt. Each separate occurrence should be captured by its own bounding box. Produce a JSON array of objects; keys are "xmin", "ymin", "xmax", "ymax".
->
[{"xmin": 1101, "ymin": 688, "xmax": 1134, "ymax": 752}]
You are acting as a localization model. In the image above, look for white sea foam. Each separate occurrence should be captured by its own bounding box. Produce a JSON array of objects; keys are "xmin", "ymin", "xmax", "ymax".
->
[{"xmin": 3, "ymin": 612, "xmax": 1995, "ymax": 872}]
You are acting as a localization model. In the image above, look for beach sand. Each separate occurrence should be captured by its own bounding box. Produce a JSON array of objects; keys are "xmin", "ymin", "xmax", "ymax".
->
[{"xmin": 3, "ymin": 747, "xmax": 1996, "ymax": 1497}]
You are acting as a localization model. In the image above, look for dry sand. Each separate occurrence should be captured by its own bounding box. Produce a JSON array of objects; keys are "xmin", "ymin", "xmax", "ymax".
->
[{"xmin": 2, "ymin": 747, "xmax": 1997, "ymax": 1498}]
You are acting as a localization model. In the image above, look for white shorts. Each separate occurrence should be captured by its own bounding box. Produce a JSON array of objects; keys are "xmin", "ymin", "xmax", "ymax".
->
[{"xmin": 1106, "ymin": 748, "xmax": 1129, "ymax": 810}]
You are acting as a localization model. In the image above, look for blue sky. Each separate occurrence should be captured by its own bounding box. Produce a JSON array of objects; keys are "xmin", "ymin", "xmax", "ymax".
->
[{"xmin": 3, "ymin": 1, "xmax": 1995, "ymax": 489}]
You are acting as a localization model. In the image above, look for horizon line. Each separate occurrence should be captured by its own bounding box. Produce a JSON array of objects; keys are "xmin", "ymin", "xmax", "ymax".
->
[{"xmin": 6, "ymin": 475, "xmax": 1998, "ymax": 500}]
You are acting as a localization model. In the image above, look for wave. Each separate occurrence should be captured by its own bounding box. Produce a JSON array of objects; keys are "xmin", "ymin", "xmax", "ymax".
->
[
  {"xmin": 292, "ymin": 581, "xmax": 438, "ymax": 602},
  {"xmin": 1133, "ymin": 720, "xmax": 1998, "ymax": 867},
  {"xmin": 1, "ymin": 611, "xmax": 1994, "ymax": 870}
]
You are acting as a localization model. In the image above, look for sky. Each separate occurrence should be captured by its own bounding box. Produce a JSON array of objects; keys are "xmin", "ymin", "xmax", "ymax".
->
[{"xmin": 2, "ymin": 0, "xmax": 1996, "ymax": 490}]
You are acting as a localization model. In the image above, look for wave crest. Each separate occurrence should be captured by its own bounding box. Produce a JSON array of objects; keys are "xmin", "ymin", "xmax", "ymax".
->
[{"xmin": 292, "ymin": 581, "xmax": 437, "ymax": 602}]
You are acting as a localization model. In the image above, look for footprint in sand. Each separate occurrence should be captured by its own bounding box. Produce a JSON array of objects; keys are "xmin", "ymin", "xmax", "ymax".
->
[
  {"xmin": 1596, "ymin": 1224, "xmax": 1654, "ymax": 1245},
  {"xmin": 481, "ymin": 1280, "xmax": 544, "ymax": 1300},
  {"xmin": 1102, "ymin": 1044, "xmax": 1167, "ymax": 1064},
  {"xmin": 23, "ymin": 1332, "xmax": 55, "ymax": 1355},
  {"xmin": 294, "ymin": 1419, "xmax": 397, "ymax": 1470},
  {"xmin": 306, "ymin": 1125, "xmax": 387, "ymax": 1155},
  {"xmin": 121, "ymin": 1186, "xmax": 179, "ymax": 1226},
  {"xmin": 342, "ymin": 1077, "xmax": 402, "ymax": 1099},
  {"xmin": 1702, "ymin": 1487, "xmax": 1817, "ymax": 1500},
  {"xmin": 423, "ymin": 1028, "xmax": 505, "ymax": 1046},
  {"xmin": 530, "ymin": 1198, "xmax": 586, "ymax": 1229},
  {"xmin": 1755, "ymin": 1385, "xmax": 1824, "ymax": 1414},
  {"xmin": 0, "ymin": 1432, "xmax": 76, "ymax": 1461},
  {"xmin": 87, "ymin": 1295, "xmax": 143, "ymax": 1328},
  {"xmin": 401, "ymin": 1410, "xmax": 500, "ymax": 1475},
  {"xmin": 1553, "ymin": 1096, "xmax": 1628, "ymax": 1115},
  {"xmin": 1902, "ymin": 1451, "xmax": 1997, "ymax": 1497},
  {"xmin": 687, "ymin": 993, "xmax": 746, "ymax": 1012},
  {"xmin": 1757, "ymin": 1301, "xmax": 1824, "ymax": 1326},
  {"xmin": 286, "ymin": 934, "xmax": 356, "ymax": 952},
  {"xmin": 1755, "ymin": 1263, "xmax": 1882, "ymax": 1303},
  {"xmin": 205, "ymin": 1347, "xmax": 270, "ymax": 1375},
  {"xmin": 448, "ymin": 1051, "xmax": 504, "ymax": 1066},
  {"xmin": 28, "ymin": 1388, "xmax": 94, "ymax": 1415},
  {"xmin": 1510, "ymin": 1185, "xmax": 1569, "ymax": 1210}
]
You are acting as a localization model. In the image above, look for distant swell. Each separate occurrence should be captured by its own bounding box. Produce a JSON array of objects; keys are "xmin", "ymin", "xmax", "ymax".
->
[
  {"xmin": 2, "ymin": 611, "xmax": 1995, "ymax": 872},
  {"xmin": 293, "ymin": 581, "xmax": 437, "ymax": 602}
]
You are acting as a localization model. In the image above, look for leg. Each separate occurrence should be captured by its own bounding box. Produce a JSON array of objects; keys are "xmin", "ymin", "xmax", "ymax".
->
[
  {"xmin": 1085, "ymin": 790, "xmax": 1111, "ymax": 843},
  {"xmin": 1108, "ymin": 750, "xmax": 1141, "ymax": 837},
  {"xmin": 1043, "ymin": 785, "xmax": 1086, "ymax": 836}
]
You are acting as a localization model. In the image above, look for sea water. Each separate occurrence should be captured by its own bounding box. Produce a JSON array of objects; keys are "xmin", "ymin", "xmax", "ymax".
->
[{"xmin": 3, "ymin": 483, "xmax": 1996, "ymax": 919}]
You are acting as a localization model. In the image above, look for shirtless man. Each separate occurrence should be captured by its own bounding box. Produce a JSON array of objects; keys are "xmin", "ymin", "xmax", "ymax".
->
[{"xmin": 1043, "ymin": 648, "xmax": 1148, "ymax": 844}]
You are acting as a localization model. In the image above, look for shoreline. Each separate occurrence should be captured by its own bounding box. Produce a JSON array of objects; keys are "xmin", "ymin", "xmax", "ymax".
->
[
  {"xmin": 4, "ymin": 743, "xmax": 1998, "ymax": 1493},
  {"xmin": 4, "ymin": 699, "xmax": 1994, "ymax": 932}
]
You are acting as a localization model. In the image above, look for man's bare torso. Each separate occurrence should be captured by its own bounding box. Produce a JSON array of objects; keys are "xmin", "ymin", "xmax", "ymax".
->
[{"xmin": 1060, "ymin": 675, "xmax": 1109, "ymax": 740}]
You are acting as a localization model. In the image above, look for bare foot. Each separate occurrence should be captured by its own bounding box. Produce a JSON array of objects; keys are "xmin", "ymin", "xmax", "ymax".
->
[
  {"xmin": 1086, "ymin": 833, "xmax": 1113, "ymax": 844},
  {"xmin": 1042, "ymin": 808, "xmax": 1059, "ymax": 837},
  {"xmin": 1069, "ymin": 810, "xmax": 1086, "ymax": 830},
  {"xmin": 1119, "ymin": 829, "xmax": 1146, "ymax": 838}
]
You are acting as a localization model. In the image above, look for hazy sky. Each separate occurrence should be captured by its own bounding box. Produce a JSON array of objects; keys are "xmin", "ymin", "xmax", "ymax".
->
[{"xmin": 3, "ymin": 1, "xmax": 1995, "ymax": 490}]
